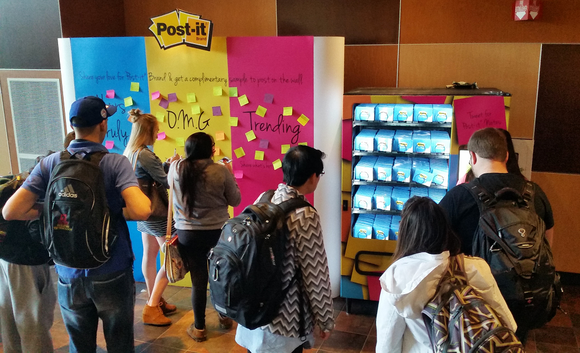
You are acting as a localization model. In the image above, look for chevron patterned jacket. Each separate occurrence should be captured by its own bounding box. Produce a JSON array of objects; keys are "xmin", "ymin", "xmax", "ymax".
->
[{"xmin": 262, "ymin": 183, "xmax": 334, "ymax": 337}]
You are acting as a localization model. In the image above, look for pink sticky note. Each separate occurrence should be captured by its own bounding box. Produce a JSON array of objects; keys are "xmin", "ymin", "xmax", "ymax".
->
[
  {"xmin": 454, "ymin": 96, "xmax": 507, "ymax": 145},
  {"xmin": 106, "ymin": 90, "xmax": 115, "ymax": 99},
  {"xmin": 159, "ymin": 98, "xmax": 169, "ymax": 109},
  {"xmin": 234, "ymin": 170, "xmax": 243, "ymax": 179},
  {"xmin": 105, "ymin": 140, "xmax": 114, "ymax": 149},
  {"xmin": 259, "ymin": 139, "xmax": 269, "ymax": 149},
  {"xmin": 212, "ymin": 106, "xmax": 222, "ymax": 116},
  {"xmin": 168, "ymin": 93, "xmax": 177, "ymax": 102},
  {"xmin": 157, "ymin": 132, "xmax": 166, "ymax": 140},
  {"xmin": 264, "ymin": 94, "xmax": 274, "ymax": 104},
  {"xmin": 151, "ymin": 91, "xmax": 161, "ymax": 100}
]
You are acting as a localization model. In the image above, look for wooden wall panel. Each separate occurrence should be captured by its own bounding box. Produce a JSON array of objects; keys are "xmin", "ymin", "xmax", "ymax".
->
[
  {"xmin": 400, "ymin": 0, "xmax": 580, "ymax": 44},
  {"xmin": 531, "ymin": 172, "xmax": 580, "ymax": 273},
  {"xmin": 534, "ymin": 44, "xmax": 580, "ymax": 174},
  {"xmin": 277, "ymin": 0, "xmax": 399, "ymax": 44},
  {"xmin": 344, "ymin": 45, "xmax": 398, "ymax": 92},
  {"xmin": 398, "ymin": 43, "xmax": 541, "ymax": 139},
  {"xmin": 59, "ymin": 0, "xmax": 126, "ymax": 37},
  {"xmin": 123, "ymin": 0, "xmax": 276, "ymax": 37}
]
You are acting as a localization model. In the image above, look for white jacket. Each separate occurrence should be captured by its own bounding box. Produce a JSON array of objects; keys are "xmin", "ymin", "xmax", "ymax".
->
[{"xmin": 375, "ymin": 251, "xmax": 517, "ymax": 353}]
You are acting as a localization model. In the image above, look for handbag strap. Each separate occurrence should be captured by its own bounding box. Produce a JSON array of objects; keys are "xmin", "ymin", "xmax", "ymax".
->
[{"xmin": 166, "ymin": 166, "xmax": 174, "ymax": 240}]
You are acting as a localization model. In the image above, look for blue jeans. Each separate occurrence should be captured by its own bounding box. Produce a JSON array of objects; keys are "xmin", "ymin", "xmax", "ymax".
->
[{"xmin": 57, "ymin": 267, "xmax": 135, "ymax": 353}]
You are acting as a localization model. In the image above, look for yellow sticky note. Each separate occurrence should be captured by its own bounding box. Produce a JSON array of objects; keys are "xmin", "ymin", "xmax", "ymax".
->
[
  {"xmin": 246, "ymin": 130, "xmax": 256, "ymax": 141},
  {"xmin": 187, "ymin": 93, "xmax": 197, "ymax": 103},
  {"xmin": 283, "ymin": 107, "xmax": 293, "ymax": 116},
  {"xmin": 255, "ymin": 150, "xmax": 264, "ymax": 161},
  {"xmin": 281, "ymin": 144, "xmax": 291, "ymax": 154},
  {"xmin": 155, "ymin": 113, "xmax": 165, "ymax": 122},
  {"xmin": 192, "ymin": 105, "xmax": 201, "ymax": 115},
  {"xmin": 176, "ymin": 138, "xmax": 185, "ymax": 147},
  {"xmin": 229, "ymin": 117, "xmax": 239, "ymax": 127},
  {"xmin": 234, "ymin": 147, "xmax": 246, "ymax": 158},
  {"xmin": 238, "ymin": 95, "xmax": 249, "ymax": 106},
  {"xmin": 272, "ymin": 159, "xmax": 282, "ymax": 170},
  {"xmin": 298, "ymin": 142, "xmax": 308, "ymax": 146},
  {"xmin": 214, "ymin": 146, "xmax": 221, "ymax": 155},
  {"xmin": 229, "ymin": 87, "xmax": 238, "ymax": 97},
  {"xmin": 124, "ymin": 97, "xmax": 133, "ymax": 107},
  {"xmin": 213, "ymin": 86, "xmax": 223, "ymax": 96},
  {"xmin": 256, "ymin": 105, "xmax": 267, "ymax": 117},
  {"xmin": 215, "ymin": 131, "xmax": 226, "ymax": 141},
  {"xmin": 298, "ymin": 114, "xmax": 310, "ymax": 126},
  {"xmin": 130, "ymin": 82, "xmax": 139, "ymax": 92}
]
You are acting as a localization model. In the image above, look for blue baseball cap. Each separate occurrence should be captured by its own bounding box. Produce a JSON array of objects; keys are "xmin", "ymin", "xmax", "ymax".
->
[{"xmin": 69, "ymin": 96, "xmax": 117, "ymax": 127}]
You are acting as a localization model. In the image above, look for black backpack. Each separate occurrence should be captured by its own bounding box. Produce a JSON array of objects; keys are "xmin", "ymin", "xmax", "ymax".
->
[
  {"xmin": 42, "ymin": 151, "xmax": 117, "ymax": 269},
  {"xmin": 464, "ymin": 179, "xmax": 562, "ymax": 332},
  {"xmin": 208, "ymin": 190, "xmax": 310, "ymax": 329}
]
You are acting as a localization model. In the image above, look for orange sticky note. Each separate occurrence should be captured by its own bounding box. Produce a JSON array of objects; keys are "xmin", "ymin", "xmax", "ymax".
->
[
  {"xmin": 298, "ymin": 114, "xmax": 310, "ymax": 126},
  {"xmin": 272, "ymin": 159, "xmax": 282, "ymax": 170},
  {"xmin": 256, "ymin": 105, "xmax": 267, "ymax": 117},
  {"xmin": 255, "ymin": 150, "xmax": 264, "ymax": 160},
  {"xmin": 214, "ymin": 146, "xmax": 221, "ymax": 155},
  {"xmin": 238, "ymin": 95, "xmax": 249, "ymax": 106},
  {"xmin": 246, "ymin": 130, "xmax": 256, "ymax": 141},
  {"xmin": 283, "ymin": 107, "xmax": 293, "ymax": 116},
  {"xmin": 234, "ymin": 147, "xmax": 245, "ymax": 158},
  {"xmin": 216, "ymin": 131, "xmax": 226, "ymax": 141},
  {"xmin": 281, "ymin": 144, "xmax": 291, "ymax": 154},
  {"xmin": 229, "ymin": 117, "xmax": 239, "ymax": 127}
]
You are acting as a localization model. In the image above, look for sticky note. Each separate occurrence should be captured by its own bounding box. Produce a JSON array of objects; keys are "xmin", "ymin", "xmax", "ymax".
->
[
  {"xmin": 214, "ymin": 146, "xmax": 221, "ymax": 155},
  {"xmin": 191, "ymin": 105, "xmax": 201, "ymax": 114},
  {"xmin": 159, "ymin": 98, "xmax": 169, "ymax": 109},
  {"xmin": 176, "ymin": 138, "xmax": 185, "ymax": 147},
  {"xmin": 213, "ymin": 86, "xmax": 223, "ymax": 96},
  {"xmin": 283, "ymin": 107, "xmax": 293, "ymax": 116},
  {"xmin": 272, "ymin": 159, "xmax": 282, "ymax": 170},
  {"xmin": 281, "ymin": 144, "xmax": 291, "ymax": 154},
  {"xmin": 298, "ymin": 142, "xmax": 308, "ymax": 146},
  {"xmin": 187, "ymin": 93, "xmax": 197, "ymax": 103},
  {"xmin": 264, "ymin": 94, "xmax": 274, "ymax": 104},
  {"xmin": 168, "ymin": 93, "xmax": 177, "ymax": 102},
  {"xmin": 234, "ymin": 147, "xmax": 246, "ymax": 158},
  {"xmin": 238, "ymin": 95, "xmax": 249, "ymax": 106},
  {"xmin": 255, "ymin": 150, "xmax": 264, "ymax": 160},
  {"xmin": 216, "ymin": 131, "xmax": 226, "ymax": 141},
  {"xmin": 229, "ymin": 117, "xmax": 239, "ymax": 127},
  {"xmin": 157, "ymin": 132, "xmax": 166, "ymax": 140},
  {"xmin": 151, "ymin": 91, "xmax": 161, "ymax": 100},
  {"xmin": 229, "ymin": 87, "xmax": 238, "ymax": 97},
  {"xmin": 259, "ymin": 139, "xmax": 269, "ymax": 149},
  {"xmin": 106, "ymin": 90, "xmax": 115, "ymax": 99},
  {"xmin": 234, "ymin": 170, "xmax": 243, "ymax": 179},
  {"xmin": 105, "ymin": 140, "xmax": 114, "ymax": 149},
  {"xmin": 256, "ymin": 106, "xmax": 267, "ymax": 117},
  {"xmin": 130, "ymin": 82, "xmax": 139, "ymax": 92},
  {"xmin": 124, "ymin": 97, "xmax": 134, "ymax": 107},
  {"xmin": 155, "ymin": 113, "xmax": 165, "ymax": 122},
  {"xmin": 212, "ymin": 106, "xmax": 222, "ymax": 116},
  {"xmin": 298, "ymin": 114, "xmax": 310, "ymax": 126},
  {"xmin": 246, "ymin": 130, "xmax": 256, "ymax": 141}
]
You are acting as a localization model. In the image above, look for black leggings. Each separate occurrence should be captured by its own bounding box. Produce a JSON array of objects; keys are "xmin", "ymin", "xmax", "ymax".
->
[
  {"xmin": 177, "ymin": 229, "xmax": 221, "ymax": 330},
  {"xmin": 248, "ymin": 345, "xmax": 303, "ymax": 353}
]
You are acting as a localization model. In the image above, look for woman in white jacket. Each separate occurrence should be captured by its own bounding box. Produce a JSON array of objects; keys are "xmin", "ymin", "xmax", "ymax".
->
[{"xmin": 375, "ymin": 196, "xmax": 517, "ymax": 353}]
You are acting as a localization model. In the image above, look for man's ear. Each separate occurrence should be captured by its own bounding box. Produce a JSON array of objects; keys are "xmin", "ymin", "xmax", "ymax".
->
[
  {"xmin": 469, "ymin": 151, "xmax": 478, "ymax": 166},
  {"xmin": 504, "ymin": 151, "xmax": 509, "ymax": 164}
]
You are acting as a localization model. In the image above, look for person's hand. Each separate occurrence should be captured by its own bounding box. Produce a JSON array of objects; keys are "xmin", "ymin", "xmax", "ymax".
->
[{"xmin": 167, "ymin": 153, "xmax": 181, "ymax": 163}]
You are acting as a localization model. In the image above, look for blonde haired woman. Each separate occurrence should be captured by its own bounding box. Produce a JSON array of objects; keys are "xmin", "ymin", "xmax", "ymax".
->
[{"xmin": 123, "ymin": 109, "xmax": 180, "ymax": 326}]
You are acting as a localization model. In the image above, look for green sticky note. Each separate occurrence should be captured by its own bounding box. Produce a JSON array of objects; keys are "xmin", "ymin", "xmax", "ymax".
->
[
  {"xmin": 298, "ymin": 142, "xmax": 308, "ymax": 146},
  {"xmin": 283, "ymin": 107, "xmax": 293, "ymax": 116},
  {"xmin": 297, "ymin": 114, "xmax": 310, "ymax": 126},
  {"xmin": 187, "ymin": 93, "xmax": 197, "ymax": 103},
  {"xmin": 155, "ymin": 113, "xmax": 165, "ymax": 122},
  {"xmin": 246, "ymin": 130, "xmax": 257, "ymax": 141},
  {"xmin": 272, "ymin": 159, "xmax": 282, "ymax": 170},
  {"xmin": 229, "ymin": 87, "xmax": 238, "ymax": 97},
  {"xmin": 229, "ymin": 117, "xmax": 239, "ymax": 127},
  {"xmin": 234, "ymin": 147, "xmax": 246, "ymax": 158},
  {"xmin": 281, "ymin": 144, "xmax": 291, "ymax": 154},
  {"xmin": 192, "ymin": 105, "xmax": 201, "ymax": 115},
  {"xmin": 213, "ymin": 86, "xmax": 223, "ymax": 96},
  {"xmin": 124, "ymin": 97, "xmax": 133, "ymax": 107},
  {"xmin": 255, "ymin": 150, "xmax": 264, "ymax": 161},
  {"xmin": 256, "ymin": 105, "xmax": 267, "ymax": 117},
  {"xmin": 130, "ymin": 82, "xmax": 139, "ymax": 92},
  {"xmin": 176, "ymin": 137, "xmax": 185, "ymax": 147},
  {"xmin": 238, "ymin": 95, "xmax": 249, "ymax": 106}
]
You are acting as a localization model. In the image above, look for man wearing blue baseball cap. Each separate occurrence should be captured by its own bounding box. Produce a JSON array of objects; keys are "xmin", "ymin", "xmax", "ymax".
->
[{"xmin": 3, "ymin": 96, "xmax": 152, "ymax": 352}]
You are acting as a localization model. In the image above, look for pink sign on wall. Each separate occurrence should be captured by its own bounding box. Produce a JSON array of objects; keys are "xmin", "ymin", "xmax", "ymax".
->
[
  {"xmin": 454, "ymin": 96, "xmax": 507, "ymax": 145},
  {"xmin": 227, "ymin": 37, "xmax": 314, "ymax": 213}
]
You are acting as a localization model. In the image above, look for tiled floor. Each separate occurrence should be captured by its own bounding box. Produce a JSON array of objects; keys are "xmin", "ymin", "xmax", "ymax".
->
[{"xmin": 2, "ymin": 277, "xmax": 580, "ymax": 352}]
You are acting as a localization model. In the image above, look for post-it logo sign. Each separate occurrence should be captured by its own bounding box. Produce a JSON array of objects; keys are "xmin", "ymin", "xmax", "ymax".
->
[{"xmin": 149, "ymin": 10, "xmax": 213, "ymax": 51}]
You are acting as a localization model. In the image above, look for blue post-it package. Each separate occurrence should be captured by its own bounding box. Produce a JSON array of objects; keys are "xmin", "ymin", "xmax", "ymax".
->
[
  {"xmin": 410, "ymin": 187, "xmax": 429, "ymax": 198},
  {"xmin": 354, "ymin": 185, "xmax": 376, "ymax": 210},
  {"xmin": 433, "ymin": 104, "xmax": 453, "ymax": 123},
  {"xmin": 354, "ymin": 215, "xmax": 374, "ymax": 239},
  {"xmin": 376, "ymin": 104, "xmax": 395, "ymax": 122},
  {"xmin": 389, "ymin": 215, "xmax": 402, "ymax": 240},
  {"xmin": 394, "ymin": 104, "xmax": 414, "ymax": 122},
  {"xmin": 374, "ymin": 186, "xmax": 393, "ymax": 211},
  {"xmin": 412, "ymin": 168, "xmax": 434, "ymax": 186},
  {"xmin": 412, "ymin": 130, "xmax": 431, "ymax": 153},
  {"xmin": 375, "ymin": 156, "xmax": 394, "ymax": 182},
  {"xmin": 428, "ymin": 188, "xmax": 447, "ymax": 204},
  {"xmin": 373, "ymin": 215, "xmax": 392, "ymax": 240},
  {"xmin": 430, "ymin": 159, "xmax": 449, "ymax": 188},
  {"xmin": 354, "ymin": 156, "xmax": 377, "ymax": 181},
  {"xmin": 393, "ymin": 157, "xmax": 412, "ymax": 182},
  {"xmin": 391, "ymin": 187, "xmax": 410, "ymax": 211},
  {"xmin": 413, "ymin": 104, "xmax": 433, "ymax": 122},
  {"xmin": 431, "ymin": 130, "xmax": 450, "ymax": 154},
  {"xmin": 354, "ymin": 104, "xmax": 377, "ymax": 121},
  {"xmin": 375, "ymin": 129, "xmax": 395, "ymax": 152},
  {"xmin": 354, "ymin": 129, "xmax": 378, "ymax": 152},
  {"xmin": 394, "ymin": 130, "xmax": 413, "ymax": 153}
]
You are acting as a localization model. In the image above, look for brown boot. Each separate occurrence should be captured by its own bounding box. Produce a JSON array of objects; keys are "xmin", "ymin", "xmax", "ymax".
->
[
  {"xmin": 142, "ymin": 303, "xmax": 171, "ymax": 326},
  {"xmin": 218, "ymin": 314, "xmax": 233, "ymax": 330},
  {"xmin": 159, "ymin": 297, "xmax": 177, "ymax": 315},
  {"xmin": 187, "ymin": 323, "xmax": 207, "ymax": 342}
]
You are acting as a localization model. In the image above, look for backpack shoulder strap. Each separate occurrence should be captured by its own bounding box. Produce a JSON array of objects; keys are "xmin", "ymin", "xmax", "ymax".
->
[
  {"xmin": 85, "ymin": 151, "xmax": 107, "ymax": 167},
  {"xmin": 461, "ymin": 178, "xmax": 494, "ymax": 213},
  {"xmin": 278, "ymin": 196, "xmax": 313, "ymax": 214},
  {"xmin": 522, "ymin": 181, "xmax": 537, "ymax": 213}
]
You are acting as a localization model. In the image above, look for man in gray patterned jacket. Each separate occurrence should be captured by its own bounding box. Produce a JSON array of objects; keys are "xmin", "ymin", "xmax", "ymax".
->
[{"xmin": 235, "ymin": 145, "xmax": 335, "ymax": 353}]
